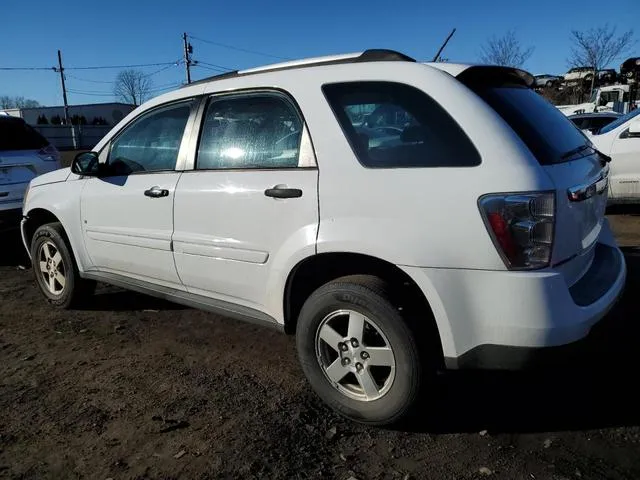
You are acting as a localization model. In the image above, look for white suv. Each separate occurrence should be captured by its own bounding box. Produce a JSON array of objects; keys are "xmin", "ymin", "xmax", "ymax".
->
[{"xmin": 20, "ymin": 50, "xmax": 626, "ymax": 425}]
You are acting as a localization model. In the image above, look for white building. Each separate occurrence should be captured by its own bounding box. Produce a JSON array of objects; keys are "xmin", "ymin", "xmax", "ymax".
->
[{"xmin": 4, "ymin": 102, "xmax": 136, "ymax": 126}]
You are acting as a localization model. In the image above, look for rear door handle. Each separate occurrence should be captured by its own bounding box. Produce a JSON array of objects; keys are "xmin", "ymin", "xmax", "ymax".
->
[
  {"xmin": 144, "ymin": 186, "xmax": 169, "ymax": 198},
  {"xmin": 264, "ymin": 185, "xmax": 303, "ymax": 199}
]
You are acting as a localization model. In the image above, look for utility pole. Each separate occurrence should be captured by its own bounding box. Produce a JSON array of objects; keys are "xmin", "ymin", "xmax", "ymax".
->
[
  {"xmin": 56, "ymin": 49, "xmax": 77, "ymax": 148},
  {"xmin": 432, "ymin": 28, "xmax": 456, "ymax": 62},
  {"xmin": 183, "ymin": 32, "xmax": 193, "ymax": 84},
  {"xmin": 56, "ymin": 50, "xmax": 70, "ymax": 125}
]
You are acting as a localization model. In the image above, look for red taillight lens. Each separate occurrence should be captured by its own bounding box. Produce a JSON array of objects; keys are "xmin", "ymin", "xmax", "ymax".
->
[
  {"xmin": 480, "ymin": 192, "xmax": 555, "ymax": 270},
  {"xmin": 487, "ymin": 212, "xmax": 517, "ymax": 261}
]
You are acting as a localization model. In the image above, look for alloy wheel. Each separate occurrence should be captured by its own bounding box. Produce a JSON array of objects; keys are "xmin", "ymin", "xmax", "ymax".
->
[
  {"xmin": 315, "ymin": 309, "xmax": 396, "ymax": 402},
  {"xmin": 38, "ymin": 240, "xmax": 66, "ymax": 295}
]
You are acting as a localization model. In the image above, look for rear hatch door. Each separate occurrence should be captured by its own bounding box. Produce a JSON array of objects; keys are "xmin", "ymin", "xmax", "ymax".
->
[{"xmin": 458, "ymin": 67, "xmax": 608, "ymax": 279}]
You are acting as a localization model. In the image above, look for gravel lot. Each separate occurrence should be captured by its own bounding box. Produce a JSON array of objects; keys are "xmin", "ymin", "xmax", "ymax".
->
[{"xmin": 1, "ymin": 214, "xmax": 639, "ymax": 480}]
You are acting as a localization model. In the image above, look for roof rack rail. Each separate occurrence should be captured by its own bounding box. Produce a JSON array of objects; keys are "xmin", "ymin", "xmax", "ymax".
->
[
  {"xmin": 184, "ymin": 49, "xmax": 415, "ymax": 88},
  {"xmin": 357, "ymin": 49, "xmax": 416, "ymax": 63}
]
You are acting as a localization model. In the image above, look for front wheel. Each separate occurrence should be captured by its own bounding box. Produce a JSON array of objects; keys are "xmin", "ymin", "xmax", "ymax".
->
[
  {"xmin": 296, "ymin": 276, "xmax": 424, "ymax": 426},
  {"xmin": 30, "ymin": 222, "xmax": 95, "ymax": 308}
]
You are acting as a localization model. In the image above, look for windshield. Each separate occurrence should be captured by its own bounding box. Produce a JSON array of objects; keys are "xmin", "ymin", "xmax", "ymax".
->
[
  {"xmin": 589, "ymin": 90, "xmax": 597, "ymax": 103},
  {"xmin": 597, "ymin": 107, "xmax": 640, "ymax": 135},
  {"xmin": 472, "ymin": 86, "xmax": 589, "ymax": 165}
]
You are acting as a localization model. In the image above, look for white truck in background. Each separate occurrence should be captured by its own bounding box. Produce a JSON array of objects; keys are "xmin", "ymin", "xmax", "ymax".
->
[{"xmin": 557, "ymin": 84, "xmax": 639, "ymax": 116}]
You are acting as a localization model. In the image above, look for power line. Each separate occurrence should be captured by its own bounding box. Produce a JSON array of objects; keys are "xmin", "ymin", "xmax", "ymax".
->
[
  {"xmin": 66, "ymin": 62, "xmax": 180, "ymax": 85},
  {"xmin": 67, "ymin": 82, "xmax": 181, "ymax": 97},
  {"xmin": 188, "ymin": 34, "xmax": 290, "ymax": 60},
  {"xmin": 1, "ymin": 61, "xmax": 178, "ymax": 72},
  {"xmin": 195, "ymin": 65, "xmax": 228, "ymax": 73},
  {"xmin": 196, "ymin": 61, "xmax": 235, "ymax": 71},
  {"xmin": 143, "ymin": 61, "xmax": 182, "ymax": 77},
  {"xmin": 66, "ymin": 61, "xmax": 178, "ymax": 71},
  {"xmin": 0, "ymin": 66, "xmax": 54, "ymax": 71},
  {"xmin": 67, "ymin": 89, "xmax": 114, "ymax": 97},
  {"xmin": 65, "ymin": 74, "xmax": 114, "ymax": 84}
]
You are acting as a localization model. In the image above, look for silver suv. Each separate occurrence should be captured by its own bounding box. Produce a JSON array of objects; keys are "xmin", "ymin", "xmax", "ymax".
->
[{"xmin": 0, "ymin": 115, "xmax": 61, "ymax": 231}]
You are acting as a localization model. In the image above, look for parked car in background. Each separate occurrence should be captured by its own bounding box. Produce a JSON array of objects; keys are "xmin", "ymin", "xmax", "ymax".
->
[
  {"xmin": 20, "ymin": 50, "xmax": 626, "ymax": 425},
  {"xmin": 534, "ymin": 74, "xmax": 562, "ymax": 88},
  {"xmin": 597, "ymin": 69, "xmax": 617, "ymax": 85},
  {"xmin": 557, "ymin": 84, "xmax": 635, "ymax": 116},
  {"xmin": 569, "ymin": 112, "xmax": 621, "ymax": 134},
  {"xmin": 0, "ymin": 114, "xmax": 61, "ymax": 231},
  {"xmin": 620, "ymin": 57, "xmax": 640, "ymax": 83},
  {"xmin": 589, "ymin": 107, "xmax": 640, "ymax": 204},
  {"xmin": 563, "ymin": 66, "xmax": 594, "ymax": 84}
]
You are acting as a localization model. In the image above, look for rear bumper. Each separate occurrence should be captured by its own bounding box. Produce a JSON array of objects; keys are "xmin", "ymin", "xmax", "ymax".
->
[{"xmin": 401, "ymin": 221, "xmax": 626, "ymax": 370}]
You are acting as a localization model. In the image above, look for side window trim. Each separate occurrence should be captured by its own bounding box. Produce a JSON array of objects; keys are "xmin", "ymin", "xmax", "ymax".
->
[
  {"xmin": 100, "ymin": 98, "xmax": 197, "ymax": 176},
  {"xmin": 183, "ymin": 89, "xmax": 317, "ymax": 171}
]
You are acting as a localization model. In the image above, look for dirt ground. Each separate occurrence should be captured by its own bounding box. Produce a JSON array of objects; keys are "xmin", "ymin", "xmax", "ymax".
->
[{"xmin": 1, "ymin": 214, "xmax": 640, "ymax": 480}]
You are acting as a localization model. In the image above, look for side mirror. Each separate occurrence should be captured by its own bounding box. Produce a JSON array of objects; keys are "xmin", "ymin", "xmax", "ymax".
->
[
  {"xmin": 628, "ymin": 120, "xmax": 640, "ymax": 137},
  {"xmin": 71, "ymin": 151, "xmax": 101, "ymax": 176}
]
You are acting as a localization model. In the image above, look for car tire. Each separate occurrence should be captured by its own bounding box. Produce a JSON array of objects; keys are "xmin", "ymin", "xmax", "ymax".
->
[
  {"xmin": 296, "ymin": 275, "xmax": 425, "ymax": 426},
  {"xmin": 30, "ymin": 222, "xmax": 95, "ymax": 309},
  {"xmin": 545, "ymin": 80, "xmax": 554, "ymax": 88}
]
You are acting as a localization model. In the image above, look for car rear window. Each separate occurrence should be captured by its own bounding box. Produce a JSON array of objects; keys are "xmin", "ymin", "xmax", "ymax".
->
[
  {"xmin": 469, "ymin": 86, "xmax": 589, "ymax": 165},
  {"xmin": 0, "ymin": 118, "xmax": 49, "ymax": 151},
  {"xmin": 322, "ymin": 82, "xmax": 480, "ymax": 168}
]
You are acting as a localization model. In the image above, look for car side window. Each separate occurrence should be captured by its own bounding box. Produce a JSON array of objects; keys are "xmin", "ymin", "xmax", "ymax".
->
[
  {"xmin": 108, "ymin": 101, "xmax": 192, "ymax": 175},
  {"xmin": 323, "ymin": 81, "xmax": 480, "ymax": 168},
  {"xmin": 196, "ymin": 93, "xmax": 303, "ymax": 170}
]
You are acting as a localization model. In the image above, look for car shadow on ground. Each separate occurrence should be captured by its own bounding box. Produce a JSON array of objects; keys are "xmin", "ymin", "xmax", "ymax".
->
[
  {"xmin": 82, "ymin": 288, "xmax": 187, "ymax": 312},
  {"xmin": 0, "ymin": 229, "xmax": 30, "ymax": 267},
  {"xmin": 0, "ymin": 230, "xmax": 184, "ymax": 311},
  {"xmin": 607, "ymin": 205, "xmax": 640, "ymax": 216},
  {"xmin": 402, "ymin": 246, "xmax": 640, "ymax": 435}
]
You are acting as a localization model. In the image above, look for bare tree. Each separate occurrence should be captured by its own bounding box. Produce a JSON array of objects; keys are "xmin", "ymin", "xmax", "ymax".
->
[
  {"xmin": 480, "ymin": 30, "xmax": 534, "ymax": 68},
  {"xmin": 1, "ymin": 96, "xmax": 41, "ymax": 109},
  {"xmin": 113, "ymin": 69, "xmax": 152, "ymax": 106},
  {"xmin": 569, "ymin": 25, "xmax": 634, "ymax": 96}
]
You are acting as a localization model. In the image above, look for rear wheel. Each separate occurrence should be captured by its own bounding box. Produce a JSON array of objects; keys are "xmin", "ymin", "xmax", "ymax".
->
[
  {"xmin": 296, "ymin": 276, "xmax": 425, "ymax": 426},
  {"xmin": 30, "ymin": 222, "xmax": 95, "ymax": 308}
]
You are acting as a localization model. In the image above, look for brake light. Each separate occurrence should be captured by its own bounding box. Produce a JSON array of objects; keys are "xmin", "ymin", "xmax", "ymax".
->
[
  {"xmin": 37, "ymin": 145, "xmax": 60, "ymax": 162},
  {"xmin": 479, "ymin": 192, "xmax": 555, "ymax": 270}
]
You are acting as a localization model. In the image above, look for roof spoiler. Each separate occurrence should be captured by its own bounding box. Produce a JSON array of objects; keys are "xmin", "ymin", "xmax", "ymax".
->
[{"xmin": 456, "ymin": 66, "xmax": 535, "ymax": 89}]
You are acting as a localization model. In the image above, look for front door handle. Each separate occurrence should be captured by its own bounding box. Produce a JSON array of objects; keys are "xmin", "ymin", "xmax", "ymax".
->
[
  {"xmin": 264, "ymin": 185, "xmax": 303, "ymax": 199},
  {"xmin": 144, "ymin": 186, "xmax": 169, "ymax": 198}
]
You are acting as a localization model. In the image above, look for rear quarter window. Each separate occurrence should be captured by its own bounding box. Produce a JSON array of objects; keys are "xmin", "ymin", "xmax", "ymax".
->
[{"xmin": 322, "ymin": 82, "xmax": 481, "ymax": 168}]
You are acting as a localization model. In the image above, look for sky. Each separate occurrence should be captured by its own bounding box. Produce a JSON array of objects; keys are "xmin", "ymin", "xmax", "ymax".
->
[{"xmin": 0, "ymin": 0, "xmax": 637, "ymax": 107}]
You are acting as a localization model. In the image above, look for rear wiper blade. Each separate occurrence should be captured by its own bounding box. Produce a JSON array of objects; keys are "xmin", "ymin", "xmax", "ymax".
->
[{"xmin": 561, "ymin": 144, "xmax": 590, "ymax": 159}]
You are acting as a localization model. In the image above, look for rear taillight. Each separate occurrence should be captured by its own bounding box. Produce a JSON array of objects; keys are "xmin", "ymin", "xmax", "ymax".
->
[
  {"xmin": 38, "ymin": 145, "xmax": 60, "ymax": 162},
  {"xmin": 479, "ymin": 192, "xmax": 555, "ymax": 270}
]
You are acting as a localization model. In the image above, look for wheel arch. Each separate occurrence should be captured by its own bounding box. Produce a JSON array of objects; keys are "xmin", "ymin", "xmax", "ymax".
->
[
  {"xmin": 23, "ymin": 208, "xmax": 86, "ymax": 272},
  {"xmin": 23, "ymin": 208, "xmax": 61, "ymax": 248},
  {"xmin": 283, "ymin": 251, "xmax": 445, "ymax": 365}
]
